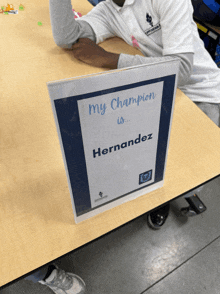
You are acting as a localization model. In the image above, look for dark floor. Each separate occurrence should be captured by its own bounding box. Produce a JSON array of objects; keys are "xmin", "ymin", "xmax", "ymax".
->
[{"xmin": 1, "ymin": 176, "xmax": 220, "ymax": 294}]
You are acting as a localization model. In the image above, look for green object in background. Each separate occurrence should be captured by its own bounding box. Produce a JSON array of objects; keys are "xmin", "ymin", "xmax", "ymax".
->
[
  {"xmin": 19, "ymin": 5, "xmax": 24, "ymax": 10},
  {"xmin": 38, "ymin": 22, "xmax": 42, "ymax": 26},
  {"xmin": 4, "ymin": 12, "xmax": 8, "ymax": 14}
]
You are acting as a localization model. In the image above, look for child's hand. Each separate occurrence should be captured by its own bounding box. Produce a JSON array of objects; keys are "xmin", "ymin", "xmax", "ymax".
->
[{"xmin": 72, "ymin": 38, "xmax": 119, "ymax": 69}]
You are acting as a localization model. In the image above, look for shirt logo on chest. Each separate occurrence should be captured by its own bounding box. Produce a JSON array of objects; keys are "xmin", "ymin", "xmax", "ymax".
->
[
  {"xmin": 146, "ymin": 13, "xmax": 153, "ymax": 27},
  {"xmin": 145, "ymin": 12, "xmax": 161, "ymax": 36}
]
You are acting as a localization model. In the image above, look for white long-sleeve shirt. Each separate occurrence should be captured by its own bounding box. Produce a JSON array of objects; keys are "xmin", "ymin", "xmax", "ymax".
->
[{"xmin": 49, "ymin": 0, "xmax": 220, "ymax": 103}]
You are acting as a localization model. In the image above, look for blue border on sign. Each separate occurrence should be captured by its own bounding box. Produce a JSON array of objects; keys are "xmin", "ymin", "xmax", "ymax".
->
[{"xmin": 54, "ymin": 75, "xmax": 176, "ymax": 216}]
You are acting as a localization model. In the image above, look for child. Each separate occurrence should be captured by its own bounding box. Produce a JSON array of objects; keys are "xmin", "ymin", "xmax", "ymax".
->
[
  {"xmin": 49, "ymin": 0, "xmax": 220, "ymax": 229},
  {"xmin": 49, "ymin": 0, "xmax": 219, "ymax": 122}
]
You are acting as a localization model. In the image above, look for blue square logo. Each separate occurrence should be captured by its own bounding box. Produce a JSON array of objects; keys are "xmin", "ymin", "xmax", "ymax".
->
[{"xmin": 139, "ymin": 170, "xmax": 152, "ymax": 184}]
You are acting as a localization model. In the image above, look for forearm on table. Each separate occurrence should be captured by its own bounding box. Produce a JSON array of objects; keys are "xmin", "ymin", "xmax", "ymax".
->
[
  {"xmin": 118, "ymin": 52, "xmax": 194, "ymax": 87},
  {"xmin": 49, "ymin": 0, "xmax": 96, "ymax": 48},
  {"xmin": 49, "ymin": 0, "xmax": 193, "ymax": 83}
]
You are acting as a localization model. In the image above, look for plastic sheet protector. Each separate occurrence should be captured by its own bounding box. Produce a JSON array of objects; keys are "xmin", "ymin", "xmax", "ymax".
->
[{"xmin": 47, "ymin": 60, "xmax": 179, "ymax": 223}]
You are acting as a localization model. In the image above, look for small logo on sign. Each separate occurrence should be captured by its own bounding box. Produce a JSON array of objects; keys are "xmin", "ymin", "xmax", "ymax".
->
[
  {"xmin": 139, "ymin": 170, "xmax": 152, "ymax": 184},
  {"xmin": 95, "ymin": 192, "xmax": 108, "ymax": 203}
]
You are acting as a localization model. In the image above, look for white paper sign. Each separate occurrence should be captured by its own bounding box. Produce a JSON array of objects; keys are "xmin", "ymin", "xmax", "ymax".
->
[{"xmin": 47, "ymin": 60, "xmax": 179, "ymax": 223}]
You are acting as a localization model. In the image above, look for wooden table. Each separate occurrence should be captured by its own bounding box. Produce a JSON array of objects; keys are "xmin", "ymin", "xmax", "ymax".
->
[{"xmin": 1, "ymin": 0, "xmax": 220, "ymax": 289}]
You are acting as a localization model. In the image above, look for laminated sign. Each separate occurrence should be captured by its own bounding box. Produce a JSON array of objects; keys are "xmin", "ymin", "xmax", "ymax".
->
[{"xmin": 47, "ymin": 60, "xmax": 179, "ymax": 223}]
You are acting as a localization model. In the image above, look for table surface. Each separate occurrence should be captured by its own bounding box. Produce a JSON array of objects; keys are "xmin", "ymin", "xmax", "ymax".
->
[{"xmin": 1, "ymin": 0, "xmax": 220, "ymax": 288}]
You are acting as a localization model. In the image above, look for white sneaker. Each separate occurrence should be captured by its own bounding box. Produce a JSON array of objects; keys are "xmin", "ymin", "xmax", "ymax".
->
[{"xmin": 39, "ymin": 265, "xmax": 86, "ymax": 294}]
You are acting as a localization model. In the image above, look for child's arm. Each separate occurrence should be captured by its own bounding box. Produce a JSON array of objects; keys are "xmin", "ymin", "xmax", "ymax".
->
[
  {"xmin": 72, "ymin": 38, "xmax": 193, "ymax": 86},
  {"xmin": 72, "ymin": 38, "xmax": 119, "ymax": 69},
  {"xmin": 49, "ymin": 0, "xmax": 119, "ymax": 67},
  {"xmin": 50, "ymin": 0, "xmax": 193, "ymax": 86},
  {"xmin": 70, "ymin": 0, "xmax": 194, "ymax": 86},
  {"xmin": 49, "ymin": 0, "xmax": 96, "ymax": 48},
  {"xmin": 117, "ymin": 52, "xmax": 194, "ymax": 87}
]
